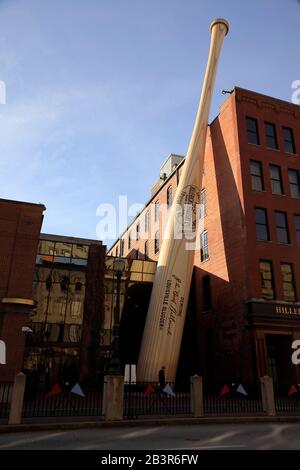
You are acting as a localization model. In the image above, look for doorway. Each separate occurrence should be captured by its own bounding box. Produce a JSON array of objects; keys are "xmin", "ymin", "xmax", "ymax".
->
[{"xmin": 265, "ymin": 334, "xmax": 295, "ymax": 393}]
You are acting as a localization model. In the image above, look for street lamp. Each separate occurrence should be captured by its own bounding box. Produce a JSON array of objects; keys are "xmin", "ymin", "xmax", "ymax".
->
[{"xmin": 108, "ymin": 258, "xmax": 126, "ymax": 375}]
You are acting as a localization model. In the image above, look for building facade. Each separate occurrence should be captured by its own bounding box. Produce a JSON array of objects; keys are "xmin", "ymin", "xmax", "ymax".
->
[
  {"xmin": 108, "ymin": 87, "xmax": 300, "ymax": 391},
  {"xmin": 0, "ymin": 199, "xmax": 45, "ymax": 381}
]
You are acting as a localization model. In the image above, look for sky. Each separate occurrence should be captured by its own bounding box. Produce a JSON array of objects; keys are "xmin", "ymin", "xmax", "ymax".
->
[{"xmin": 0, "ymin": 0, "xmax": 299, "ymax": 247}]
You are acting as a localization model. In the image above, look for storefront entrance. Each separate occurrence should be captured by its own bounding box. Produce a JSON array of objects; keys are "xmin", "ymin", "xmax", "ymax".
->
[{"xmin": 266, "ymin": 334, "xmax": 295, "ymax": 392}]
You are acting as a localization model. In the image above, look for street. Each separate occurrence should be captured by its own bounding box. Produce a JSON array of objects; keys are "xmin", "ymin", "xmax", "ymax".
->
[{"xmin": 0, "ymin": 423, "xmax": 300, "ymax": 450}]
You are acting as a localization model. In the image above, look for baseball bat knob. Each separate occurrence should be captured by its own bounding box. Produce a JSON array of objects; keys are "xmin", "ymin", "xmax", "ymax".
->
[{"xmin": 210, "ymin": 18, "xmax": 229, "ymax": 35}]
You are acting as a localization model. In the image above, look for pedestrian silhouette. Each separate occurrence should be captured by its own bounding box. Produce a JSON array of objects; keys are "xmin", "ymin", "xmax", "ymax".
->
[{"xmin": 158, "ymin": 366, "xmax": 166, "ymax": 390}]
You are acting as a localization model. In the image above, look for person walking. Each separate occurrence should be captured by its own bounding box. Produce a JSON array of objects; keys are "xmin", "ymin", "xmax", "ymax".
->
[{"xmin": 158, "ymin": 366, "xmax": 166, "ymax": 390}]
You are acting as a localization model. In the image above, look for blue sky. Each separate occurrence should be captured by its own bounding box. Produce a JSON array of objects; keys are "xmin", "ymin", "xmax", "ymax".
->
[{"xmin": 0, "ymin": 0, "xmax": 299, "ymax": 247}]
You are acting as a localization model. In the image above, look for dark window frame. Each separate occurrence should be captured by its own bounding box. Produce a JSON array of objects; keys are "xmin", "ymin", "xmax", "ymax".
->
[
  {"xmin": 200, "ymin": 189, "xmax": 207, "ymax": 218},
  {"xmin": 167, "ymin": 186, "xmax": 173, "ymax": 208},
  {"xmin": 281, "ymin": 262, "xmax": 297, "ymax": 302},
  {"xmin": 259, "ymin": 259, "xmax": 275, "ymax": 300},
  {"xmin": 154, "ymin": 231, "xmax": 159, "ymax": 254},
  {"xmin": 200, "ymin": 230, "xmax": 209, "ymax": 262},
  {"xmin": 288, "ymin": 169, "xmax": 300, "ymax": 198},
  {"xmin": 269, "ymin": 164, "xmax": 283, "ymax": 195},
  {"xmin": 246, "ymin": 116, "xmax": 260, "ymax": 145},
  {"xmin": 255, "ymin": 207, "xmax": 270, "ymax": 241},
  {"xmin": 283, "ymin": 127, "xmax": 296, "ymax": 154},
  {"xmin": 275, "ymin": 211, "xmax": 290, "ymax": 244},
  {"xmin": 250, "ymin": 160, "xmax": 264, "ymax": 191},
  {"xmin": 264, "ymin": 122, "xmax": 278, "ymax": 150},
  {"xmin": 145, "ymin": 240, "xmax": 149, "ymax": 259}
]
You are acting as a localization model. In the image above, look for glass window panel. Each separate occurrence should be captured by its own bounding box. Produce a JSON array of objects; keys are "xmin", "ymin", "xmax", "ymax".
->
[{"xmin": 265, "ymin": 122, "xmax": 278, "ymax": 149}]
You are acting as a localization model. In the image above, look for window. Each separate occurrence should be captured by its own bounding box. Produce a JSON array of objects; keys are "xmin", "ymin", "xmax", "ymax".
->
[
  {"xmin": 154, "ymin": 231, "xmax": 159, "ymax": 254},
  {"xmin": 265, "ymin": 122, "xmax": 278, "ymax": 149},
  {"xmin": 116, "ymin": 245, "xmax": 119, "ymax": 257},
  {"xmin": 275, "ymin": 211, "xmax": 289, "ymax": 244},
  {"xmin": 295, "ymin": 215, "xmax": 300, "ymax": 245},
  {"xmin": 288, "ymin": 169, "xmax": 300, "ymax": 198},
  {"xmin": 255, "ymin": 208, "xmax": 269, "ymax": 241},
  {"xmin": 202, "ymin": 275, "xmax": 212, "ymax": 311},
  {"xmin": 136, "ymin": 223, "xmax": 140, "ymax": 240},
  {"xmin": 145, "ymin": 240, "xmax": 149, "ymax": 259},
  {"xmin": 154, "ymin": 201, "xmax": 159, "ymax": 222},
  {"xmin": 259, "ymin": 260, "xmax": 275, "ymax": 300},
  {"xmin": 60, "ymin": 276, "xmax": 69, "ymax": 292},
  {"xmin": 250, "ymin": 161, "xmax": 264, "ymax": 191},
  {"xmin": 120, "ymin": 239, "xmax": 124, "ymax": 256},
  {"xmin": 246, "ymin": 117, "xmax": 259, "ymax": 145},
  {"xmin": 144, "ymin": 211, "xmax": 149, "ymax": 232},
  {"xmin": 167, "ymin": 186, "xmax": 172, "ymax": 208},
  {"xmin": 281, "ymin": 263, "xmax": 296, "ymax": 302},
  {"xmin": 200, "ymin": 189, "xmax": 207, "ymax": 218},
  {"xmin": 269, "ymin": 164, "xmax": 283, "ymax": 195},
  {"xmin": 128, "ymin": 232, "xmax": 132, "ymax": 250},
  {"xmin": 75, "ymin": 282, "xmax": 82, "ymax": 292},
  {"xmin": 200, "ymin": 230, "xmax": 209, "ymax": 262},
  {"xmin": 283, "ymin": 127, "xmax": 296, "ymax": 154}
]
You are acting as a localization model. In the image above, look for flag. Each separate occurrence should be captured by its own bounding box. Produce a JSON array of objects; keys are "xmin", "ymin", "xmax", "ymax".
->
[
  {"xmin": 288, "ymin": 384, "xmax": 298, "ymax": 396},
  {"xmin": 163, "ymin": 383, "xmax": 176, "ymax": 397},
  {"xmin": 220, "ymin": 384, "xmax": 230, "ymax": 396},
  {"xmin": 236, "ymin": 384, "xmax": 248, "ymax": 396},
  {"xmin": 144, "ymin": 384, "xmax": 155, "ymax": 397},
  {"xmin": 47, "ymin": 383, "xmax": 62, "ymax": 398},
  {"xmin": 71, "ymin": 383, "xmax": 85, "ymax": 398}
]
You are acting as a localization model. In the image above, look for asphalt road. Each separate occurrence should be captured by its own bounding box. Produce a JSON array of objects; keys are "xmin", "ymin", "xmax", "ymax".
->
[{"xmin": 0, "ymin": 423, "xmax": 300, "ymax": 450}]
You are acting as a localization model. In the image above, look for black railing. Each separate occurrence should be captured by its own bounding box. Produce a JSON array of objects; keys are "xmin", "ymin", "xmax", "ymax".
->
[
  {"xmin": 204, "ymin": 388, "xmax": 264, "ymax": 415},
  {"xmin": 22, "ymin": 383, "xmax": 103, "ymax": 418},
  {"xmin": 0, "ymin": 382, "xmax": 13, "ymax": 420},
  {"xmin": 275, "ymin": 386, "xmax": 300, "ymax": 413},
  {"xmin": 124, "ymin": 382, "xmax": 191, "ymax": 417}
]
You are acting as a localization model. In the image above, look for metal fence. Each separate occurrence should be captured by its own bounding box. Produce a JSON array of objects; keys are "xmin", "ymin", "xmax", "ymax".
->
[
  {"xmin": 275, "ymin": 386, "xmax": 300, "ymax": 414},
  {"xmin": 124, "ymin": 382, "xmax": 191, "ymax": 417},
  {"xmin": 22, "ymin": 384, "xmax": 103, "ymax": 418},
  {"xmin": 204, "ymin": 389, "xmax": 264, "ymax": 415},
  {"xmin": 0, "ymin": 382, "xmax": 13, "ymax": 420}
]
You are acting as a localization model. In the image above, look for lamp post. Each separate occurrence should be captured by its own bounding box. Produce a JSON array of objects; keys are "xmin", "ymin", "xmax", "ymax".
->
[{"xmin": 108, "ymin": 258, "xmax": 126, "ymax": 375}]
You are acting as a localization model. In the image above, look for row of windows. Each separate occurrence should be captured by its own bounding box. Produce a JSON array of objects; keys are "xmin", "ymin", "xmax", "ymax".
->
[
  {"xmin": 246, "ymin": 117, "xmax": 296, "ymax": 154},
  {"xmin": 202, "ymin": 259, "xmax": 299, "ymax": 311},
  {"xmin": 115, "ymin": 187, "xmax": 208, "ymax": 258},
  {"xmin": 250, "ymin": 160, "xmax": 300, "ymax": 197},
  {"xmin": 255, "ymin": 208, "xmax": 300, "ymax": 245},
  {"xmin": 260, "ymin": 260, "xmax": 297, "ymax": 302}
]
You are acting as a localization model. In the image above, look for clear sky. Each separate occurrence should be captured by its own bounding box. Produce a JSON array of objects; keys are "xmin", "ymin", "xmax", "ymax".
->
[{"xmin": 0, "ymin": 0, "xmax": 299, "ymax": 247}]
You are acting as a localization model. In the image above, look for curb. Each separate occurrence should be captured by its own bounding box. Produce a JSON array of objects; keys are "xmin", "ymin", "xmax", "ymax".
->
[{"xmin": 2, "ymin": 414, "xmax": 300, "ymax": 433}]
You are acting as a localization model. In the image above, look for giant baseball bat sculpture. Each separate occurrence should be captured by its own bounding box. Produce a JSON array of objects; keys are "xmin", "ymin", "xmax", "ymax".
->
[{"xmin": 137, "ymin": 19, "xmax": 229, "ymax": 382}]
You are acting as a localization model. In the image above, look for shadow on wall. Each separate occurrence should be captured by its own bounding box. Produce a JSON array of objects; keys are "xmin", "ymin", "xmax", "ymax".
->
[{"xmin": 195, "ymin": 117, "xmax": 255, "ymax": 390}]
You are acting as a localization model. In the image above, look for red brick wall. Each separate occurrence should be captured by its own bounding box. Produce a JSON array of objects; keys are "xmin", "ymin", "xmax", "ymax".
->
[{"xmin": 0, "ymin": 199, "xmax": 45, "ymax": 381}]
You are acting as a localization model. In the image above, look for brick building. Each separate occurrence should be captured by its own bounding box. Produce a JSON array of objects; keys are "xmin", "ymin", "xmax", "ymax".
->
[
  {"xmin": 0, "ymin": 199, "xmax": 45, "ymax": 381},
  {"xmin": 108, "ymin": 87, "xmax": 300, "ymax": 391}
]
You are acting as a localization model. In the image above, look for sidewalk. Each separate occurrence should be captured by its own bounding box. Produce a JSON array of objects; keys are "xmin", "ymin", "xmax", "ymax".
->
[{"xmin": 2, "ymin": 414, "xmax": 300, "ymax": 433}]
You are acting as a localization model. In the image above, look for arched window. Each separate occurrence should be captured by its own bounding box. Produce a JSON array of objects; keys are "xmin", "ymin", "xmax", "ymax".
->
[
  {"xmin": 136, "ymin": 223, "xmax": 140, "ymax": 240},
  {"xmin": 145, "ymin": 240, "xmax": 149, "ymax": 259}
]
